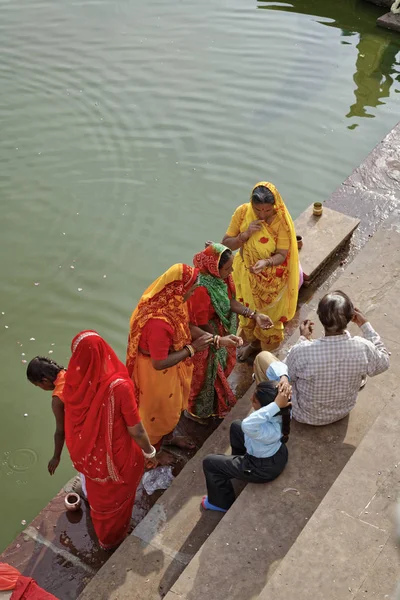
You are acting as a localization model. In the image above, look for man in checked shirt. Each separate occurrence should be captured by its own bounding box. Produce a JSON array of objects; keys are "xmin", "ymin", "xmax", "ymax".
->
[{"xmin": 253, "ymin": 290, "xmax": 390, "ymax": 426}]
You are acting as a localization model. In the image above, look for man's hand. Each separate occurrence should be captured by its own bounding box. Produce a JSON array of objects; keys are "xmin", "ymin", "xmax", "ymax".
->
[
  {"xmin": 300, "ymin": 319, "xmax": 314, "ymax": 340},
  {"xmin": 352, "ymin": 307, "xmax": 368, "ymax": 327},
  {"xmin": 48, "ymin": 457, "xmax": 60, "ymax": 476}
]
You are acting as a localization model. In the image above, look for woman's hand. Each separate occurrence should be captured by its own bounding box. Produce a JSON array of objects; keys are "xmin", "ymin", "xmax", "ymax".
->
[
  {"xmin": 219, "ymin": 335, "xmax": 243, "ymax": 348},
  {"xmin": 48, "ymin": 457, "xmax": 60, "ymax": 476},
  {"xmin": 250, "ymin": 259, "xmax": 270, "ymax": 274},
  {"xmin": 246, "ymin": 220, "xmax": 263, "ymax": 237},
  {"xmin": 192, "ymin": 333, "xmax": 214, "ymax": 353},
  {"xmin": 275, "ymin": 387, "xmax": 292, "ymax": 410},
  {"xmin": 255, "ymin": 313, "xmax": 273, "ymax": 330}
]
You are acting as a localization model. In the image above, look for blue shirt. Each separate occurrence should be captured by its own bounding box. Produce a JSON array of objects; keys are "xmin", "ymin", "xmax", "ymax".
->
[
  {"xmin": 266, "ymin": 361, "xmax": 289, "ymax": 381},
  {"xmin": 241, "ymin": 402, "xmax": 282, "ymax": 458}
]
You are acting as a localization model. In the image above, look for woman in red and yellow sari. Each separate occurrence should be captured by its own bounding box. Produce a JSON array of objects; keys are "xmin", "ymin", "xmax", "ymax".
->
[
  {"xmin": 63, "ymin": 330, "xmax": 155, "ymax": 550},
  {"xmin": 187, "ymin": 243, "xmax": 272, "ymax": 422},
  {"xmin": 223, "ymin": 182, "xmax": 299, "ymax": 361},
  {"xmin": 126, "ymin": 264, "xmax": 213, "ymax": 465}
]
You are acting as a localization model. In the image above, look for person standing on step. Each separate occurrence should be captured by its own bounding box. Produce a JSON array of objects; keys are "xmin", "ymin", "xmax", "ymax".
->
[
  {"xmin": 62, "ymin": 330, "xmax": 155, "ymax": 550},
  {"xmin": 186, "ymin": 242, "xmax": 272, "ymax": 424},
  {"xmin": 222, "ymin": 181, "xmax": 299, "ymax": 362},
  {"xmin": 201, "ymin": 380, "xmax": 292, "ymax": 512},
  {"xmin": 253, "ymin": 291, "xmax": 390, "ymax": 426},
  {"xmin": 126, "ymin": 263, "xmax": 214, "ymax": 465}
]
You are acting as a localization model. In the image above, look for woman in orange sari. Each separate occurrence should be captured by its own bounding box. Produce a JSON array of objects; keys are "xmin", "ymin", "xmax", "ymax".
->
[
  {"xmin": 63, "ymin": 330, "xmax": 155, "ymax": 550},
  {"xmin": 223, "ymin": 182, "xmax": 299, "ymax": 361},
  {"xmin": 126, "ymin": 264, "xmax": 217, "ymax": 465}
]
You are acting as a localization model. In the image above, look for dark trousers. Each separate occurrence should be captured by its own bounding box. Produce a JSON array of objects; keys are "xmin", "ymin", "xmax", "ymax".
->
[{"xmin": 203, "ymin": 420, "xmax": 288, "ymax": 510}]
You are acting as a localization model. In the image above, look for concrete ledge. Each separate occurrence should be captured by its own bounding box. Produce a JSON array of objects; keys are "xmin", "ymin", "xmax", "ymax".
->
[
  {"xmin": 163, "ymin": 221, "xmax": 400, "ymax": 600},
  {"xmin": 294, "ymin": 205, "xmax": 359, "ymax": 281},
  {"xmin": 364, "ymin": 0, "xmax": 393, "ymax": 8},
  {"xmin": 377, "ymin": 11, "xmax": 400, "ymax": 31},
  {"xmin": 258, "ymin": 392, "xmax": 400, "ymax": 600},
  {"xmin": 79, "ymin": 384, "xmax": 255, "ymax": 600}
]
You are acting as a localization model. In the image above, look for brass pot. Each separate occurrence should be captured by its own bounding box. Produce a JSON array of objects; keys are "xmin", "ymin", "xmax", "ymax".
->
[{"xmin": 313, "ymin": 202, "xmax": 323, "ymax": 217}]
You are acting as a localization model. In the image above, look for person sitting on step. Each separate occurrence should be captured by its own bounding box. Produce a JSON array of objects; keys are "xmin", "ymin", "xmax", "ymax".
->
[
  {"xmin": 201, "ymin": 380, "xmax": 291, "ymax": 512},
  {"xmin": 253, "ymin": 290, "xmax": 390, "ymax": 426}
]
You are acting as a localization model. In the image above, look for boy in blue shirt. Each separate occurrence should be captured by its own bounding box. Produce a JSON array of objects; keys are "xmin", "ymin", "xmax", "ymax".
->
[{"xmin": 202, "ymin": 380, "xmax": 291, "ymax": 512}]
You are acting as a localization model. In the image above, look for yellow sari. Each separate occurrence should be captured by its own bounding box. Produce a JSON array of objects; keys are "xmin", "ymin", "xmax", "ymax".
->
[
  {"xmin": 126, "ymin": 264, "xmax": 197, "ymax": 445},
  {"xmin": 226, "ymin": 182, "xmax": 299, "ymax": 349}
]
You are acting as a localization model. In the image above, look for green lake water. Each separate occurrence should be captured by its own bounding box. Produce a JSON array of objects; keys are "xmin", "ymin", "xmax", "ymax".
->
[{"xmin": 0, "ymin": 0, "xmax": 399, "ymax": 550}]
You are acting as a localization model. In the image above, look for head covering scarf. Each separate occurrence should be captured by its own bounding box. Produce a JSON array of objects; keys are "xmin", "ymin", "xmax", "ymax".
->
[
  {"xmin": 64, "ymin": 330, "xmax": 132, "ymax": 483},
  {"xmin": 193, "ymin": 243, "xmax": 237, "ymax": 335},
  {"xmin": 239, "ymin": 181, "xmax": 299, "ymax": 322},
  {"xmin": 126, "ymin": 264, "xmax": 198, "ymax": 377}
]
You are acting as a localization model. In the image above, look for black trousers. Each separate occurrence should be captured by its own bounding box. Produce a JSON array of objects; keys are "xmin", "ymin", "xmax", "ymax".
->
[{"xmin": 203, "ymin": 420, "xmax": 288, "ymax": 510}]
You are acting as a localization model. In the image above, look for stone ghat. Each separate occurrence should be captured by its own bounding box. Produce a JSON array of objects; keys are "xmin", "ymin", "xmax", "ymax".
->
[{"xmin": 2, "ymin": 122, "xmax": 399, "ymax": 600}]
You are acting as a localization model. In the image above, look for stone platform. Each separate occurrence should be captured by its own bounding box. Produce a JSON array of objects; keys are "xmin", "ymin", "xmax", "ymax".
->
[
  {"xmin": 294, "ymin": 205, "xmax": 359, "ymax": 282},
  {"xmin": 160, "ymin": 217, "xmax": 400, "ymax": 600},
  {"xmin": 377, "ymin": 11, "xmax": 400, "ymax": 31},
  {"xmin": 1, "ymin": 122, "xmax": 399, "ymax": 600}
]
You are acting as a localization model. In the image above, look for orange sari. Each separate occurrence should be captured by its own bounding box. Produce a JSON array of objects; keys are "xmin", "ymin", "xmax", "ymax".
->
[{"xmin": 126, "ymin": 264, "xmax": 198, "ymax": 445}]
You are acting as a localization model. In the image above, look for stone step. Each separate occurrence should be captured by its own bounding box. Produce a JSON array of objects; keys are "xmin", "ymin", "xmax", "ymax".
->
[
  {"xmin": 294, "ymin": 205, "xmax": 359, "ymax": 282},
  {"xmin": 377, "ymin": 11, "xmax": 400, "ymax": 31},
  {"xmin": 78, "ymin": 385, "xmax": 255, "ymax": 600},
  {"xmin": 162, "ymin": 219, "xmax": 399, "ymax": 600},
  {"xmin": 257, "ymin": 391, "xmax": 400, "ymax": 600}
]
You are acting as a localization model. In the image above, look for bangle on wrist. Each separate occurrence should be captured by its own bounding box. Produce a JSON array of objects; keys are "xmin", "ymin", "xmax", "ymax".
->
[
  {"xmin": 184, "ymin": 344, "xmax": 195, "ymax": 357},
  {"xmin": 142, "ymin": 445, "xmax": 157, "ymax": 459}
]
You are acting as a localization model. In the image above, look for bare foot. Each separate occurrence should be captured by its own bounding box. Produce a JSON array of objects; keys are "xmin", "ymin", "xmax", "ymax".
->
[
  {"xmin": 164, "ymin": 435, "xmax": 196, "ymax": 450},
  {"xmin": 154, "ymin": 450, "xmax": 178, "ymax": 466},
  {"xmin": 184, "ymin": 410, "xmax": 209, "ymax": 426},
  {"xmin": 237, "ymin": 342, "xmax": 260, "ymax": 362}
]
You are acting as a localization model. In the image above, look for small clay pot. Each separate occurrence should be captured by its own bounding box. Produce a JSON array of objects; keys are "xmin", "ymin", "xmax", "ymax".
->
[
  {"xmin": 296, "ymin": 235, "xmax": 303, "ymax": 250},
  {"xmin": 313, "ymin": 202, "xmax": 323, "ymax": 216},
  {"xmin": 65, "ymin": 492, "xmax": 81, "ymax": 512}
]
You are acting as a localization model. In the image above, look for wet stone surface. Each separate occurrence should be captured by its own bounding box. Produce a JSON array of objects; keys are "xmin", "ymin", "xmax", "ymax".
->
[{"xmin": 0, "ymin": 363, "xmax": 253, "ymax": 600}]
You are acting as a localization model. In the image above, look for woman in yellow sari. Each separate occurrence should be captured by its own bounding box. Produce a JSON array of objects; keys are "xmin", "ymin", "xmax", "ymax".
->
[
  {"xmin": 126, "ymin": 263, "xmax": 214, "ymax": 465},
  {"xmin": 222, "ymin": 182, "xmax": 299, "ymax": 361}
]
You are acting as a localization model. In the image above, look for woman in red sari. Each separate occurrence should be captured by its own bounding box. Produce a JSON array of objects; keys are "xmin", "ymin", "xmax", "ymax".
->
[
  {"xmin": 63, "ymin": 330, "xmax": 155, "ymax": 550},
  {"xmin": 187, "ymin": 244, "xmax": 273, "ymax": 421}
]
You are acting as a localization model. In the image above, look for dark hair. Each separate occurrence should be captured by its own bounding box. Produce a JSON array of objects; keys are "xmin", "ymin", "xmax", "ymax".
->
[
  {"xmin": 251, "ymin": 185, "xmax": 275, "ymax": 205},
  {"xmin": 254, "ymin": 381, "xmax": 291, "ymax": 443},
  {"xmin": 317, "ymin": 290, "xmax": 354, "ymax": 334},
  {"xmin": 219, "ymin": 248, "xmax": 233, "ymax": 269},
  {"xmin": 26, "ymin": 356, "xmax": 64, "ymax": 384}
]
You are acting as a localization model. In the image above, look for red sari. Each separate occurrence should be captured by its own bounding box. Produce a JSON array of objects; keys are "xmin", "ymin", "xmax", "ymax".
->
[
  {"xmin": 187, "ymin": 244, "xmax": 237, "ymax": 418},
  {"xmin": 64, "ymin": 330, "xmax": 144, "ymax": 550}
]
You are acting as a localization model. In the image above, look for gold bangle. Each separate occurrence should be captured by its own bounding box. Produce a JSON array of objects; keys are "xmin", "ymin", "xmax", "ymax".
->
[{"xmin": 185, "ymin": 344, "xmax": 195, "ymax": 357}]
